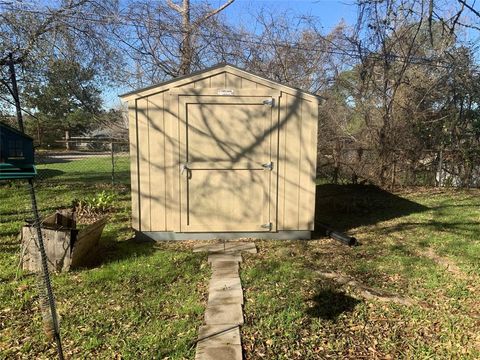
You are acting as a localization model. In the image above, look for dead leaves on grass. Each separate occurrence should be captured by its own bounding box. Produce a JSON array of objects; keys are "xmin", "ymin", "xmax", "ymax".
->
[
  {"xmin": 317, "ymin": 271, "xmax": 415, "ymax": 306},
  {"xmin": 419, "ymin": 248, "xmax": 471, "ymax": 280}
]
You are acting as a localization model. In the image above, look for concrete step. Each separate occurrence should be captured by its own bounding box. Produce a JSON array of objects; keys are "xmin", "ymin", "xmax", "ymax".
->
[
  {"xmin": 193, "ymin": 241, "xmax": 257, "ymax": 254},
  {"xmin": 197, "ymin": 324, "xmax": 241, "ymax": 346},
  {"xmin": 210, "ymin": 261, "xmax": 239, "ymax": 272},
  {"xmin": 208, "ymin": 277, "xmax": 243, "ymax": 301},
  {"xmin": 195, "ymin": 344, "xmax": 242, "ymax": 360},
  {"xmin": 205, "ymin": 303, "xmax": 243, "ymax": 325},
  {"xmin": 209, "ymin": 277, "xmax": 242, "ymax": 291},
  {"xmin": 208, "ymin": 289, "xmax": 244, "ymax": 305},
  {"xmin": 212, "ymin": 265, "xmax": 239, "ymax": 278},
  {"xmin": 208, "ymin": 253, "xmax": 242, "ymax": 264}
]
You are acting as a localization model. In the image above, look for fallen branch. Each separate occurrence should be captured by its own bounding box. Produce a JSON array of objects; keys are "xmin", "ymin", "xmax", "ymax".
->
[{"xmin": 317, "ymin": 271, "xmax": 415, "ymax": 306}]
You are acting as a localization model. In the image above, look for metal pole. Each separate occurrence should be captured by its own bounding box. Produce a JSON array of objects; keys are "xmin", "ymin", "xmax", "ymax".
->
[
  {"xmin": 437, "ymin": 148, "xmax": 444, "ymax": 187},
  {"xmin": 28, "ymin": 180, "xmax": 64, "ymax": 360},
  {"xmin": 111, "ymin": 141, "xmax": 115, "ymax": 186},
  {"xmin": 7, "ymin": 53, "xmax": 25, "ymax": 133},
  {"xmin": 5, "ymin": 51, "xmax": 63, "ymax": 358}
]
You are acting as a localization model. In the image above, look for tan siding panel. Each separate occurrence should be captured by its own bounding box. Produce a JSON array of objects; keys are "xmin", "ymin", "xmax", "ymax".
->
[
  {"xmin": 279, "ymin": 93, "xmax": 303, "ymax": 230},
  {"xmin": 277, "ymin": 94, "xmax": 286, "ymax": 230},
  {"xmin": 137, "ymin": 98, "xmax": 151, "ymax": 231},
  {"xmin": 128, "ymin": 104, "xmax": 139, "ymax": 230},
  {"xmin": 210, "ymin": 72, "xmax": 226, "ymax": 88},
  {"xmin": 194, "ymin": 77, "xmax": 211, "ymax": 88},
  {"xmin": 147, "ymin": 93, "xmax": 167, "ymax": 231},
  {"xmin": 240, "ymin": 77, "xmax": 257, "ymax": 88},
  {"xmin": 177, "ymin": 81, "xmax": 195, "ymax": 89},
  {"xmin": 164, "ymin": 92, "xmax": 177, "ymax": 231},
  {"xmin": 298, "ymin": 99, "xmax": 318, "ymax": 230},
  {"xmin": 225, "ymin": 73, "xmax": 242, "ymax": 88},
  {"xmin": 269, "ymin": 95, "xmax": 280, "ymax": 231},
  {"xmin": 165, "ymin": 92, "xmax": 181, "ymax": 231}
]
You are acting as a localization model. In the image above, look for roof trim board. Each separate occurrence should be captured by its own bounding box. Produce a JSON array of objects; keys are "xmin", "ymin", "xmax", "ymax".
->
[
  {"xmin": 119, "ymin": 64, "xmax": 322, "ymax": 102},
  {"xmin": 0, "ymin": 121, "xmax": 34, "ymax": 140}
]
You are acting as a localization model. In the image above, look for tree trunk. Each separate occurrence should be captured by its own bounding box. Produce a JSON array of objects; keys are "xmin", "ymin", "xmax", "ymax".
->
[
  {"xmin": 7, "ymin": 53, "xmax": 25, "ymax": 133},
  {"xmin": 391, "ymin": 159, "xmax": 396, "ymax": 190},
  {"xmin": 36, "ymin": 119, "xmax": 42, "ymax": 147},
  {"xmin": 179, "ymin": 0, "xmax": 192, "ymax": 75}
]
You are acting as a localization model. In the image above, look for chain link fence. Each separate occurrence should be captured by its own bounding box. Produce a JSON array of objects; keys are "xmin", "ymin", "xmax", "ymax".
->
[
  {"xmin": 317, "ymin": 147, "xmax": 480, "ymax": 188},
  {"xmin": 35, "ymin": 141, "xmax": 130, "ymax": 187},
  {"xmin": 33, "ymin": 142, "xmax": 480, "ymax": 190}
]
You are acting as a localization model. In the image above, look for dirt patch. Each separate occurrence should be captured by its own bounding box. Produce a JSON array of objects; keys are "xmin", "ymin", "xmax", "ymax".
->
[
  {"xmin": 419, "ymin": 248, "xmax": 468, "ymax": 279},
  {"xmin": 317, "ymin": 271, "xmax": 415, "ymax": 306}
]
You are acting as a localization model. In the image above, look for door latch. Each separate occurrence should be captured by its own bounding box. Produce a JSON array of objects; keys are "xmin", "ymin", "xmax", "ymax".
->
[
  {"xmin": 263, "ymin": 98, "xmax": 274, "ymax": 106},
  {"xmin": 180, "ymin": 163, "xmax": 189, "ymax": 175},
  {"xmin": 260, "ymin": 222, "xmax": 272, "ymax": 231},
  {"xmin": 262, "ymin": 161, "xmax": 273, "ymax": 171}
]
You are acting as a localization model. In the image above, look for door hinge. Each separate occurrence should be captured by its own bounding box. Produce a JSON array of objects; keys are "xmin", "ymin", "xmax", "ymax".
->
[
  {"xmin": 260, "ymin": 222, "xmax": 272, "ymax": 231},
  {"xmin": 263, "ymin": 98, "xmax": 274, "ymax": 107},
  {"xmin": 262, "ymin": 161, "xmax": 273, "ymax": 171}
]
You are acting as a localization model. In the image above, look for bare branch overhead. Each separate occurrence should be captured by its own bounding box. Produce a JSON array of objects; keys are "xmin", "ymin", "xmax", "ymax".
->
[{"xmin": 195, "ymin": 0, "xmax": 235, "ymax": 27}]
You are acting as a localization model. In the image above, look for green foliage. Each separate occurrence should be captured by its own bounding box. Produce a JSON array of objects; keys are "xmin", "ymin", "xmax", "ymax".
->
[
  {"xmin": 73, "ymin": 190, "xmax": 117, "ymax": 220},
  {"xmin": 80, "ymin": 191, "xmax": 116, "ymax": 212},
  {"xmin": 25, "ymin": 59, "xmax": 103, "ymax": 144}
]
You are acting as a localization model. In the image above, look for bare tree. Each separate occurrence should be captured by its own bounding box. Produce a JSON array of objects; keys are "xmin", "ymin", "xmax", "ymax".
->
[
  {"xmin": 347, "ymin": 0, "xmax": 434, "ymax": 185},
  {"xmin": 116, "ymin": 0, "xmax": 235, "ymax": 85},
  {"xmin": 166, "ymin": 0, "xmax": 234, "ymax": 75},
  {"xmin": 234, "ymin": 10, "xmax": 350, "ymax": 94},
  {"xmin": 0, "ymin": 1, "xmax": 124, "ymax": 140}
]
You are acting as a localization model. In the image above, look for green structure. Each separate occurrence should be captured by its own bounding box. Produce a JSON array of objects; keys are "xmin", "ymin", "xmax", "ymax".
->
[{"xmin": 0, "ymin": 121, "xmax": 37, "ymax": 179}]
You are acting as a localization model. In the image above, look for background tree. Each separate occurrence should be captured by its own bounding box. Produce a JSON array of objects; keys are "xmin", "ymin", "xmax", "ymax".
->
[
  {"xmin": 115, "ymin": 0, "xmax": 236, "ymax": 85},
  {"xmin": 25, "ymin": 59, "xmax": 102, "ymax": 148},
  {"xmin": 0, "ymin": 0, "xmax": 122, "ymax": 140},
  {"xmin": 0, "ymin": 0, "xmax": 479, "ymax": 187},
  {"xmin": 236, "ymin": 11, "xmax": 349, "ymax": 94}
]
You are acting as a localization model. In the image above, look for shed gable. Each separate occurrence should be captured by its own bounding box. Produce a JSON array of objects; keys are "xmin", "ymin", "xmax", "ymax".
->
[
  {"xmin": 174, "ymin": 70, "xmax": 269, "ymax": 91},
  {"xmin": 119, "ymin": 64, "xmax": 319, "ymax": 101}
]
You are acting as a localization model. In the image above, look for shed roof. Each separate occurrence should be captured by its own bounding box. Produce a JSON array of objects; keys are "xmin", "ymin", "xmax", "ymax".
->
[
  {"xmin": 119, "ymin": 63, "xmax": 322, "ymax": 102},
  {"xmin": 0, "ymin": 121, "xmax": 33, "ymax": 140}
]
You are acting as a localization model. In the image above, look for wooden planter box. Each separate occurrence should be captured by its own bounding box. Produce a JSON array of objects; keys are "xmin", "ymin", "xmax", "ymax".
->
[{"xmin": 20, "ymin": 210, "xmax": 107, "ymax": 272}]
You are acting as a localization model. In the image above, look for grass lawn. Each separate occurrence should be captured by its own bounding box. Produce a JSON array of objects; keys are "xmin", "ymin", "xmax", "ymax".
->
[
  {"xmin": 0, "ymin": 157, "xmax": 210, "ymax": 358},
  {"xmin": 1, "ymin": 157, "xmax": 479, "ymax": 359},
  {"xmin": 241, "ymin": 185, "xmax": 480, "ymax": 359},
  {"xmin": 36, "ymin": 155, "xmax": 131, "ymax": 185}
]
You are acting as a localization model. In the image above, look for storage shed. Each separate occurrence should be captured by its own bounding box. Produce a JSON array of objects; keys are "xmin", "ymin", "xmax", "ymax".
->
[
  {"xmin": 120, "ymin": 64, "xmax": 320, "ymax": 240},
  {"xmin": 0, "ymin": 121, "xmax": 37, "ymax": 179}
]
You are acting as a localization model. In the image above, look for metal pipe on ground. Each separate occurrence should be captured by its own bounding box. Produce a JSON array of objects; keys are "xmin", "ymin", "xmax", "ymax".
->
[{"xmin": 317, "ymin": 223, "xmax": 357, "ymax": 246}]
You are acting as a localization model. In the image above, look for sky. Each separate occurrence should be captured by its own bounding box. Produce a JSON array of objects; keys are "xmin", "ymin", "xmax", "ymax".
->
[
  {"xmin": 105, "ymin": 0, "xmax": 358, "ymax": 108},
  {"xmin": 220, "ymin": 0, "xmax": 357, "ymax": 32}
]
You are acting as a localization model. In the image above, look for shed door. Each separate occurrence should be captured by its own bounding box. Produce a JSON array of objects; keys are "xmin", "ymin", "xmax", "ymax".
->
[{"xmin": 177, "ymin": 95, "xmax": 278, "ymax": 232}]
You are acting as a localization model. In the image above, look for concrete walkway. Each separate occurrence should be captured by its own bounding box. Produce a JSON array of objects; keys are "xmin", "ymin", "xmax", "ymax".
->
[{"xmin": 193, "ymin": 241, "xmax": 257, "ymax": 360}]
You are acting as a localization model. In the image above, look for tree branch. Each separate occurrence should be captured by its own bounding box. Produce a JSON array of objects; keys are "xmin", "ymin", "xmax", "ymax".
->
[
  {"xmin": 166, "ymin": 0, "xmax": 183, "ymax": 13},
  {"xmin": 195, "ymin": 0, "xmax": 235, "ymax": 27},
  {"xmin": 457, "ymin": 0, "xmax": 480, "ymax": 19},
  {"xmin": 0, "ymin": 93, "xmax": 39, "ymax": 120}
]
